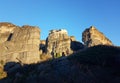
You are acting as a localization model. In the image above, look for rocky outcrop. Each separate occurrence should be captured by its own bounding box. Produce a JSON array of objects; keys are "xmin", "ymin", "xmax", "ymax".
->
[
  {"xmin": 0, "ymin": 23, "xmax": 114, "ymax": 64},
  {"xmin": 70, "ymin": 36, "xmax": 76, "ymax": 41},
  {"xmin": 0, "ymin": 23, "xmax": 16, "ymax": 43},
  {"xmin": 82, "ymin": 26, "xmax": 113, "ymax": 47},
  {"xmin": 40, "ymin": 40, "xmax": 46, "ymax": 53},
  {"xmin": 46, "ymin": 29, "xmax": 72, "ymax": 57},
  {"xmin": 0, "ymin": 22, "xmax": 40, "ymax": 64},
  {"xmin": 70, "ymin": 36, "xmax": 84, "ymax": 51}
]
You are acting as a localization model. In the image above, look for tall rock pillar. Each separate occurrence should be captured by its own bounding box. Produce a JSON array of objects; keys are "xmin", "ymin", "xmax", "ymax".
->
[{"xmin": 46, "ymin": 29, "xmax": 72, "ymax": 58}]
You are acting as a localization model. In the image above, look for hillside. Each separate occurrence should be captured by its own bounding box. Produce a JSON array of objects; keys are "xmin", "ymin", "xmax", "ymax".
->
[{"xmin": 1, "ymin": 45, "xmax": 120, "ymax": 83}]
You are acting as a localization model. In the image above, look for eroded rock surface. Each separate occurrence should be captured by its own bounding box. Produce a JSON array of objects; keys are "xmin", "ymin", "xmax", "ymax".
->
[
  {"xmin": 0, "ymin": 23, "xmax": 40, "ymax": 64},
  {"xmin": 82, "ymin": 26, "xmax": 113, "ymax": 47},
  {"xmin": 46, "ymin": 29, "xmax": 72, "ymax": 57}
]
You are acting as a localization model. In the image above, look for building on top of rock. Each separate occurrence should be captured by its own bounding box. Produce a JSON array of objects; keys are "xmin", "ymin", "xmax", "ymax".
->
[
  {"xmin": 46, "ymin": 29, "xmax": 72, "ymax": 58},
  {"xmin": 82, "ymin": 26, "xmax": 113, "ymax": 47},
  {"xmin": 49, "ymin": 29, "xmax": 67, "ymax": 35}
]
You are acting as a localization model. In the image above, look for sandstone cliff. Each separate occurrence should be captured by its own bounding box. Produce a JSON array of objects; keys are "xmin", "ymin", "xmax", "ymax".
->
[
  {"xmin": 82, "ymin": 26, "xmax": 113, "ymax": 47},
  {"xmin": 0, "ymin": 23, "xmax": 113, "ymax": 64},
  {"xmin": 0, "ymin": 22, "xmax": 40, "ymax": 64},
  {"xmin": 46, "ymin": 29, "xmax": 72, "ymax": 58}
]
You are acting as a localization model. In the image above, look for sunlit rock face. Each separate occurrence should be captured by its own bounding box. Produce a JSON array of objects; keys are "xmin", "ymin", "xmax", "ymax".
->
[
  {"xmin": 82, "ymin": 26, "xmax": 113, "ymax": 47},
  {"xmin": 0, "ymin": 22, "xmax": 40, "ymax": 64},
  {"xmin": 0, "ymin": 23, "xmax": 16, "ymax": 43},
  {"xmin": 46, "ymin": 29, "xmax": 72, "ymax": 57}
]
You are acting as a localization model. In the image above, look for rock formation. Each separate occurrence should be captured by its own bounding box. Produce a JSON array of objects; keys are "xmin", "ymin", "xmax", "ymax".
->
[
  {"xmin": 40, "ymin": 40, "xmax": 46, "ymax": 53},
  {"xmin": 0, "ymin": 22, "xmax": 40, "ymax": 64},
  {"xmin": 70, "ymin": 36, "xmax": 84, "ymax": 51},
  {"xmin": 70, "ymin": 36, "xmax": 76, "ymax": 41},
  {"xmin": 82, "ymin": 26, "xmax": 113, "ymax": 47},
  {"xmin": 46, "ymin": 29, "xmax": 72, "ymax": 58},
  {"xmin": 0, "ymin": 23, "xmax": 113, "ymax": 64}
]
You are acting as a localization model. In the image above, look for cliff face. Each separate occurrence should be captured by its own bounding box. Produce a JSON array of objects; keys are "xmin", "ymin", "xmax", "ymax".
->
[
  {"xmin": 0, "ymin": 23, "xmax": 113, "ymax": 64},
  {"xmin": 0, "ymin": 23, "xmax": 117, "ymax": 82},
  {"xmin": 46, "ymin": 29, "xmax": 72, "ymax": 57},
  {"xmin": 0, "ymin": 23, "xmax": 40, "ymax": 64},
  {"xmin": 82, "ymin": 26, "xmax": 113, "ymax": 47}
]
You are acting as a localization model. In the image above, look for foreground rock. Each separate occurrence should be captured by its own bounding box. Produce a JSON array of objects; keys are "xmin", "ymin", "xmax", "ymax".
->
[
  {"xmin": 1, "ymin": 45, "xmax": 120, "ymax": 83},
  {"xmin": 82, "ymin": 26, "xmax": 113, "ymax": 47},
  {"xmin": 0, "ymin": 22, "xmax": 40, "ymax": 64}
]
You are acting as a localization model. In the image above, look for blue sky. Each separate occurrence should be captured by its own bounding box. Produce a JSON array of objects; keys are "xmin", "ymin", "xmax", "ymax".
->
[{"xmin": 0, "ymin": 0, "xmax": 120, "ymax": 46}]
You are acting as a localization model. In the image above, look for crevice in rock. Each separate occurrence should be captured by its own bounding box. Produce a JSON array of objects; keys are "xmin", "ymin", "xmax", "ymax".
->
[{"xmin": 7, "ymin": 33, "xmax": 13, "ymax": 41}]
